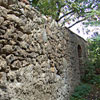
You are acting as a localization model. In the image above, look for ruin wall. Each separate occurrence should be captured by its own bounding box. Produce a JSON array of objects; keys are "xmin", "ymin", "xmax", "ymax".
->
[{"xmin": 0, "ymin": 2, "xmax": 87, "ymax": 100}]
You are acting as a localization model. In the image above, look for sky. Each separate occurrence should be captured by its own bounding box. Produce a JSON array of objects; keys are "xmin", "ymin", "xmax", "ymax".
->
[
  {"xmin": 70, "ymin": 23, "xmax": 100, "ymax": 40},
  {"xmin": 59, "ymin": 16, "xmax": 100, "ymax": 40},
  {"xmin": 63, "ymin": 21, "xmax": 100, "ymax": 40},
  {"xmin": 29, "ymin": 0, "xmax": 100, "ymax": 40}
]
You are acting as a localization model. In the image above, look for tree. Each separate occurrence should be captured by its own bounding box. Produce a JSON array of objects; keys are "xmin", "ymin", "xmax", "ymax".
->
[
  {"xmin": 88, "ymin": 35, "xmax": 100, "ymax": 69},
  {"xmin": 30, "ymin": 0, "xmax": 100, "ymax": 28},
  {"xmin": 83, "ymin": 35, "xmax": 100, "ymax": 83}
]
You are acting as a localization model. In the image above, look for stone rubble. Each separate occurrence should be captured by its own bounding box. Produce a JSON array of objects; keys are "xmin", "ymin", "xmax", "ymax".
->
[{"xmin": 0, "ymin": 1, "xmax": 87, "ymax": 100}]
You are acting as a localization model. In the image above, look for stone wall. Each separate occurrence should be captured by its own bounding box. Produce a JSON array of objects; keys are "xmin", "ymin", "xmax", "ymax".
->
[{"xmin": 0, "ymin": 2, "xmax": 87, "ymax": 100}]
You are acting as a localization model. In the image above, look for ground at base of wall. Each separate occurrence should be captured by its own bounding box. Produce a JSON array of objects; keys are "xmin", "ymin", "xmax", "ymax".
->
[
  {"xmin": 85, "ymin": 84, "xmax": 100, "ymax": 100},
  {"xmin": 70, "ymin": 75, "xmax": 100, "ymax": 100}
]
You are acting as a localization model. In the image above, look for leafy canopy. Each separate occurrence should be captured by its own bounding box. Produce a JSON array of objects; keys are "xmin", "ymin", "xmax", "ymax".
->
[{"xmin": 30, "ymin": 0, "xmax": 100, "ymax": 28}]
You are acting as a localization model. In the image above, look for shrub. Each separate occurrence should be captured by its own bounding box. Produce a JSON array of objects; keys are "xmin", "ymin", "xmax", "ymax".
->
[
  {"xmin": 82, "ymin": 35, "xmax": 100, "ymax": 83},
  {"xmin": 70, "ymin": 83, "xmax": 91, "ymax": 100},
  {"xmin": 89, "ymin": 75, "xmax": 100, "ymax": 85}
]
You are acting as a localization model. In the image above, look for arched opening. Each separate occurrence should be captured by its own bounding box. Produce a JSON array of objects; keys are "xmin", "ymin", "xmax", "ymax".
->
[
  {"xmin": 77, "ymin": 45, "xmax": 82, "ymax": 58},
  {"xmin": 77, "ymin": 45, "xmax": 83, "ymax": 77}
]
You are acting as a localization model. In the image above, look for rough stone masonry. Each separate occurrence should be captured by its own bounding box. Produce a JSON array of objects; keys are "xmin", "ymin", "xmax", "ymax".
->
[{"xmin": 0, "ymin": 1, "xmax": 87, "ymax": 100}]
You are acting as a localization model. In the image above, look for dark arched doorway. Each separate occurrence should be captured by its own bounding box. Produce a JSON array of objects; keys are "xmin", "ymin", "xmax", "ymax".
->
[
  {"xmin": 77, "ymin": 45, "xmax": 83, "ymax": 77},
  {"xmin": 78, "ymin": 45, "xmax": 82, "ymax": 58}
]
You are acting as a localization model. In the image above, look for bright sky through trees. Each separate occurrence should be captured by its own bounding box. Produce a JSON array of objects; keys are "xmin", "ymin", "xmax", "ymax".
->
[{"xmin": 30, "ymin": 0, "xmax": 100, "ymax": 39}]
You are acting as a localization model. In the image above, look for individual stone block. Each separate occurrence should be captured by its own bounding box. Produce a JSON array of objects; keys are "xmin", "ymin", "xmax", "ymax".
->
[
  {"xmin": 1, "ymin": 45, "xmax": 13, "ymax": 54},
  {"xmin": 0, "ymin": 56, "xmax": 7, "ymax": 71}
]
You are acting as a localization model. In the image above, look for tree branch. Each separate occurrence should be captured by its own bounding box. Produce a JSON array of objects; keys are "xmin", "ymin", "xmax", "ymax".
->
[
  {"xmin": 61, "ymin": 13, "xmax": 75, "ymax": 27},
  {"xmin": 57, "ymin": 10, "xmax": 74, "ymax": 22},
  {"xmin": 68, "ymin": 18, "xmax": 86, "ymax": 28},
  {"xmin": 55, "ymin": 1, "xmax": 65, "ymax": 21}
]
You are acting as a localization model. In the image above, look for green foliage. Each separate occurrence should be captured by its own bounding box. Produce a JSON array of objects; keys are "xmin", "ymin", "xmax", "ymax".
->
[
  {"xmin": 70, "ymin": 83, "xmax": 91, "ymax": 100},
  {"xmin": 31, "ymin": 0, "xmax": 100, "ymax": 27},
  {"xmin": 88, "ymin": 75, "xmax": 100, "ymax": 85},
  {"xmin": 32, "ymin": 0, "xmax": 39, "ymax": 6},
  {"xmin": 84, "ymin": 21, "xmax": 100, "ymax": 26},
  {"xmin": 88, "ymin": 35, "xmax": 100, "ymax": 69},
  {"xmin": 36, "ymin": 0, "xmax": 58, "ymax": 18},
  {"xmin": 32, "ymin": 0, "xmax": 64, "ymax": 19},
  {"xmin": 82, "ymin": 61, "xmax": 95, "ymax": 82},
  {"xmin": 83, "ymin": 35, "xmax": 100, "ymax": 84},
  {"xmin": 70, "ymin": 97, "xmax": 87, "ymax": 100}
]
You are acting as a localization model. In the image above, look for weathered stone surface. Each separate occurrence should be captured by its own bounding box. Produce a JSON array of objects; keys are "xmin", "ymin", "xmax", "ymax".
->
[
  {"xmin": 7, "ymin": 14, "xmax": 23, "ymax": 24},
  {"xmin": 0, "ymin": 6, "xmax": 8, "ymax": 17},
  {"xmin": 0, "ymin": 56, "xmax": 7, "ymax": 71},
  {"xmin": 1, "ymin": 45, "xmax": 13, "ymax": 54},
  {"xmin": 0, "ymin": 1, "xmax": 87, "ymax": 100},
  {"xmin": 0, "ymin": 0, "xmax": 18, "ymax": 8},
  {"xmin": 6, "ymin": 54, "xmax": 17, "ymax": 64},
  {"xmin": 0, "ymin": 17, "xmax": 4, "ymax": 25}
]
